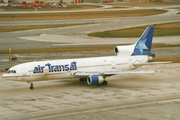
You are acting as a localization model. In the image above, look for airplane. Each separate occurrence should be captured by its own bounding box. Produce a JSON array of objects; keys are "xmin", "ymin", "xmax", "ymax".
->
[{"xmin": 2, "ymin": 26, "xmax": 168, "ymax": 90}]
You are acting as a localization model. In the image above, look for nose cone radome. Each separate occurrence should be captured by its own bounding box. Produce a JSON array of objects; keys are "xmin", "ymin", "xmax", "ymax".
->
[
  {"xmin": 2, "ymin": 73, "xmax": 6, "ymax": 79},
  {"xmin": 2, "ymin": 73, "xmax": 16, "ymax": 80}
]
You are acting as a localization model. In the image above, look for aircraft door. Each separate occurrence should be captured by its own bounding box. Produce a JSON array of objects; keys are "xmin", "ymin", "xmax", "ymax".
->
[
  {"xmin": 22, "ymin": 68, "xmax": 27, "ymax": 76},
  {"xmin": 43, "ymin": 66, "xmax": 49, "ymax": 75},
  {"xmin": 43, "ymin": 66, "xmax": 49, "ymax": 80},
  {"xmin": 128, "ymin": 59, "xmax": 133, "ymax": 67},
  {"xmin": 111, "ymin": 58, "xmax": 116, "ymax": 69}
]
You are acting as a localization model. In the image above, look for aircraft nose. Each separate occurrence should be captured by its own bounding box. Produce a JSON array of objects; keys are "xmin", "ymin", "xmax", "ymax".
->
[
  {"xmin": 2, "ymin": 73, "xmax": 7, "ymax": 79},
  {"xmin": 2, "ymin": 73, "xmax": 11, "ymax": 80},
  {"xmin": 2, "ymin": 72, "xmax": 17, "ymax": 80}
]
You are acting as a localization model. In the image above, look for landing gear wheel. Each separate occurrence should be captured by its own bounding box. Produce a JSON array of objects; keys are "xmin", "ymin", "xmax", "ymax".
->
[
  {"xmin": 30, "ymin": 83, "xmax": 34, "ymax": 90},
  {"xmin": 79, "ymin": 78, "xmax": 86, "ymax": 82},
  {"xmin": 102, "ymin": 81, "xmax": 108, "ymax": 85}
]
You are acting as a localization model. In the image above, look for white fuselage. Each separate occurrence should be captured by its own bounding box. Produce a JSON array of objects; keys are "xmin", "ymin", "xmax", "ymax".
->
[{"xmin": 2, "ymin": 55, "xmax": 148, "ymax": 82}]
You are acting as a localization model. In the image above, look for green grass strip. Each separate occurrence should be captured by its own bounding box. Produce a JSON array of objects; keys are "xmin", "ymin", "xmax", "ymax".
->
[
  {"xmin": 88, "ymin": 22, "xmax": 180, "ymax": 38},
  {"xmin": 0, "ymin": 23, "xmax": 93, "ymax": 33},
  {"xmin": 0, "ymin": 9, "xmax": 167, "ymax": 21},
  {"xmin": 0, "ymin": 5, "xmax": 102, "ymax": 11}
]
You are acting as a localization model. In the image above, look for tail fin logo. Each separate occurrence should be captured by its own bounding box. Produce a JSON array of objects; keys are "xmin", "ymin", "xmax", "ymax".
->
[
  {"xmin": 131, "ymin": 26, "xmax": 154, "ymax": 56},
  {"xmin": 135, "ymin": 38, "xmax": 149, "ymax": 55}
]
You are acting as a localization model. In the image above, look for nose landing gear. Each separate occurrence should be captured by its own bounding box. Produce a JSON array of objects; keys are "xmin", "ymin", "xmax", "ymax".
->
[{"xmin": 30, "ymin": 83, "xmax": 34, "ymax": 90}]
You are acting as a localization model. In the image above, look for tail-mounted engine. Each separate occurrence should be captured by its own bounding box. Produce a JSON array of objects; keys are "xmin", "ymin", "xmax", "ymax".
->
[
  {"xmin": 114, "ymin": 45, "xmax": 135, "ymax": 56},
  {"xmin": 147, "ymin": 55, "xmax": 154, "ymax": 62}
]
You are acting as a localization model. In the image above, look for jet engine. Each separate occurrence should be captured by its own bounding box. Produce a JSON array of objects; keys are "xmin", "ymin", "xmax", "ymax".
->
[
  {"xmin": 87, "ymin": 76, "xmax": 104, "ymax": 85},
  {"xmin": 114, "ymin": 45, "xmax": 135, "ymax": 56},
  {"xmin": 147, "ymin": 55, "xmax": 154, "ymax": 62}
]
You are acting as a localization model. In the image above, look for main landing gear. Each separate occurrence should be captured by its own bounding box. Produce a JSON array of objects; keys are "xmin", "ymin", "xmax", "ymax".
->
[
  {"xmin": 79, "ymin": 78, "xmax": 87, "ymax": 82},
  {"xmin": 102, "ymin": 80, "xmax": 108, "ymax": 85},
  {"xmin": 30, "ymin": 83, "xmax": 34, "ymax": 90}
]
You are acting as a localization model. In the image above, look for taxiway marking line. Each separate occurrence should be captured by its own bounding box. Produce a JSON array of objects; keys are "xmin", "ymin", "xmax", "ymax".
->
[{"xmin": 34, "ymin": 99, "xmax": 166, "ymax": 120}]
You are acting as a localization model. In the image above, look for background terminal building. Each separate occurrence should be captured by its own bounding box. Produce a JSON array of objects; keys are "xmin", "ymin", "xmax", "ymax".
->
[
  {"xmin": 0, "ymin": 0, "xmax": 91, "ymax": 3},
  {"xmin": 0, "ymin": 0, "xmax": 116, "ymax": 4}
]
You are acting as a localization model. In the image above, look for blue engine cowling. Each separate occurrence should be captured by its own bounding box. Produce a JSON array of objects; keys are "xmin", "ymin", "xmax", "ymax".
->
[{"xmin": 87, "ymin": 76, "xmax": 104, "ymax": 85}]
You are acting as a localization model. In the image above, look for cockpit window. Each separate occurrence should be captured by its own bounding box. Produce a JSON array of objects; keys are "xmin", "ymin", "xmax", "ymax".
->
[{"xmin": 6, "ymin": 70, "xmax": 16, "ymax": 73}]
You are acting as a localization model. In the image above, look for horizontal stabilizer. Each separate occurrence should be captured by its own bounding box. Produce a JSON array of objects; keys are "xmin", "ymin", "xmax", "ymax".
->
[{"xmin": 134, "ymin": 62, "xmax": 172, "ymax": 66}]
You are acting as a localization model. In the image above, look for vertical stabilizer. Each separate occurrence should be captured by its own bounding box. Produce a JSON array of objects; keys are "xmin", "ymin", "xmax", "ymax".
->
[{"xmin": 131, "ymin": 27, "xmax": 154, "ymax": 56}]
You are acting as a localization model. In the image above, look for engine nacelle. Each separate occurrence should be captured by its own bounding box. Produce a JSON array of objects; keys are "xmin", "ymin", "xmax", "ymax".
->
[
  {"xmin": 147, "ymin": 55, "xmax": 154, "ymax": 62},
  {"xmin": 87, "ymin": 76, "xmax": 104, "ymax": 85},
  {"xmin": 114, "ymin": 45, "xmax": 135, "ymax": 56}
]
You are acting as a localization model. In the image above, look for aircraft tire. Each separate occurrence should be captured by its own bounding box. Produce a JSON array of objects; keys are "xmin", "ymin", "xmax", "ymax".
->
[
  {"xmin": 30, "ymin": 83, "xmax": 34, "ymax": 90},
  {"xmin": 79, "ymin": 78, "xmax": 87, "ymax": 82},
  {"xmin": 30, "ymin": 86, "xmax": 34, "ymax": 90},
  {"xmin": 102, "ymin": 81, "xmax": 108, "ymax": 85}
]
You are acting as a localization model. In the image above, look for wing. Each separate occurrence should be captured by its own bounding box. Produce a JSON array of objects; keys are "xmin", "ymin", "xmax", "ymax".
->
[
  {"xmin": 74, "ymin": 62, "xmax": 170, "ymax": 77},
  {"xmin": 74, "ymin": 70, "xmax": 155, "ymax": 77}
]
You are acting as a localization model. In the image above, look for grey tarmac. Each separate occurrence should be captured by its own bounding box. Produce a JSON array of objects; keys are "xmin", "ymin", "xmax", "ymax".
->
[{"xmin": 0, "ymin": 63, "xmax": 180, "ymax": 120}]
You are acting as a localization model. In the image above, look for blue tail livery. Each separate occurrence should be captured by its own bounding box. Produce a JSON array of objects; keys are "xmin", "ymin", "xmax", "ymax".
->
[{"xmin": 132, "ymin": 26, "xmax": 154, "ymax": 56}]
